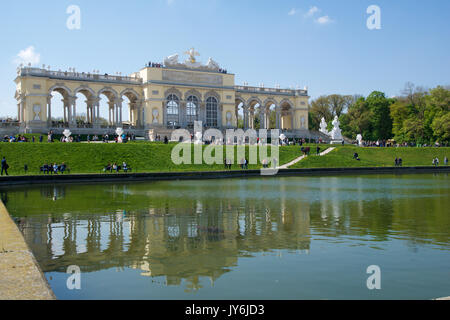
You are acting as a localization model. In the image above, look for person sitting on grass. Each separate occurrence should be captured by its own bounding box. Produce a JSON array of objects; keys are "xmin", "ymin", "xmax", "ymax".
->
[
  {"xmin": 104, "ymin": 163, "xmax": 112, "ymax": 173},
  {"xmin": 353, "ymin": 153, "xmax": 360, "ymax": 161},
  {"xmin": 316, "ymin": 146, "xmax": 321, "ymax": 155},
  {"xmin": 24, "ymin": 164, "xmax": 28, "ymax": 174},
  {"xmin": 445, "ymin": 157, "xmax": 448, "ymax": 166},
  {"xmin": 113, "ymin": 163, "xmax": 119, "ymax": 173},
  {"xmin": 123, "ymin": 162, "xmax": 128, "ymax": 173},
  {"xmin": 395, "ymin": 158, "xmax": 398, "ymax": 167},
  {"xmin": 53, "ymin": 163, "xmax": 59, "ymax": 174}
]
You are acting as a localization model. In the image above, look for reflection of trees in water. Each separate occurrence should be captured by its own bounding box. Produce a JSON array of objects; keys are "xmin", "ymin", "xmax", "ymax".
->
[{"xmin": 18, "ymin": 196, "xmax": 310, "ymax": 291}]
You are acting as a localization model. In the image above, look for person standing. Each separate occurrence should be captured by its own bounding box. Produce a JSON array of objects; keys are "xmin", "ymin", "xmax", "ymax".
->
[
  {"xmin": 445, "ymin": 156, "xmax": 448, "ymax": 166},
  {"xmin": 1, "ymin": 157, "xmax": 9, "ymax": 176}
]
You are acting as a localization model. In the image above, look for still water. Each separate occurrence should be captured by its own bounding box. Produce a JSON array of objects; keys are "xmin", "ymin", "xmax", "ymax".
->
[{"xmin": 1, "ymin": 174, "xmax": 449, "ymax": 300}]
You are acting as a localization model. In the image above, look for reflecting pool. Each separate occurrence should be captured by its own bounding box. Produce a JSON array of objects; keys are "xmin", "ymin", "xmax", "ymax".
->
[{"xmin": 1, "ymin": 173, "xmax": 449, "ymax": 300}]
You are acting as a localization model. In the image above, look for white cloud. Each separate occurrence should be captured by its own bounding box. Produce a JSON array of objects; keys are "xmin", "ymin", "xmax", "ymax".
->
[
  {"xmin": 316, "ymin": 15, "xmax": 333, "ymax": 25},
  {"xmin": 305, "ymin": 6, "xmax": 320, "ymax": 17},
  {"xmin": 288, "ymin": 8, "xmax": 297, "ymax": 16},
  {"xmin": 13, "ymin": 46, "xmax": 40, "ymax": 66}
]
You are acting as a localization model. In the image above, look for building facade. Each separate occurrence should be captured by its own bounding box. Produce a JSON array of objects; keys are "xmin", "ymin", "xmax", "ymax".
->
[{"xmin": 14, "ymin": 50, "xmax": 312, "ymax": 138}]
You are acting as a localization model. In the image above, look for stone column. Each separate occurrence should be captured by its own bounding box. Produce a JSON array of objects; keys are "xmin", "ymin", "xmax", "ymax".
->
[
  {"xmin": 71, "ymin": 96, "xmax": 77, "ymax": 125},
  {"xmin": 243, "ymin": 105, "xmax": 248, "ymax": 130},
  {"xmin": 217, "ymin": 104, "xmax": 223, "ymax": 129},
  {"xmin": 108, "ymin": 101, "xmax": 115, "ymax": 125},
  {"xmin": 129, "ymin": 102, "xmax": 135, "ymax": 125},
  {"xmin": 259, "ymin": 108, "xmax": 265, "ymax": 130},
  {"xmin": 115, "ymin": 98, "xmax": 123, "ymax": 126},
  {"xmin": 276, "ymin": 107, "xmax": 281, "ymax": 129},
  {"xmin": 178, "ymin": 101, "xmax": 185, "ymax": 128},
  {"xmin": 291, "ymin": 111, "xmax": 294, "ymax": 130},
  {"xmin": 199, "ymin": 102, "xmax": 206, "ymax": 127},
  {"xmin": 47, "ymin": 95, "xmax": 52, "ymax": 126}
]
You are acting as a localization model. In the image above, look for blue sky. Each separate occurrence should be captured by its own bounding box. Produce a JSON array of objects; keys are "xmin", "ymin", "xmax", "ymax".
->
[{"xmin": 1, "ymin": 0, "xmax": 449, "ymax": 117}]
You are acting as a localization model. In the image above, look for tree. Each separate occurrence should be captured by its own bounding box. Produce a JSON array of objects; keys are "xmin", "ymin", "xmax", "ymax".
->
[
  {"xmin": 328, "ymin": 94, "xmax": 354, "ymax": 118},
  {"xmin": 342, "ymin": 97, "xmax": 373, "ymax": 140},
  {"xmin": 390, "ymin": 100, "xmax": 409, "ymax": 142},
  {"xmin": 431, "ymin": 112, "xmax": 450, "ymax": 143},
  {"xmin": 309, "ymin": 96, "xmax": 331, "ymax": 130},
  {"xmin": 365, "ymin": 91, "xmax": 394, "ymax": 140}
]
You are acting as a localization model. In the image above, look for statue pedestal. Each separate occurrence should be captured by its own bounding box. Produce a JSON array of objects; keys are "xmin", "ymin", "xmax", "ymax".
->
[{"xmin": 330, "ymin": 139, "xmax": 344, "ymax": 145}]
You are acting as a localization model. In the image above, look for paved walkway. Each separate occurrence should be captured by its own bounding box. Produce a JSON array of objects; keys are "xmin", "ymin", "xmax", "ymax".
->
[
  {"xmin": 278, "ymin": 147, "xmax": 336, "ymax": 169},
  {"xmin": 0, "ymin": 200, "xmax": 55, "ymax": 300}
]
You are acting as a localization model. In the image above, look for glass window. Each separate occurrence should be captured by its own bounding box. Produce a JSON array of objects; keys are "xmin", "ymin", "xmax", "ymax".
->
[
  {"xmin": 166, "ymin": 94, "xmax": 179, "ymax": 127},
  {"xmin": 186, "ymin": 96, "xmax": 198, "ymax": 127},
  {"xmin": 206, "ymin": 97, "xmax": 218, "ymax": 127}
]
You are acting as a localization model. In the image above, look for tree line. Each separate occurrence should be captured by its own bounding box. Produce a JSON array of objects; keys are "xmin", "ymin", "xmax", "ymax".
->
[{"xmin": 309, "ymin": 83, "xmax": 449, "ymax": 144}]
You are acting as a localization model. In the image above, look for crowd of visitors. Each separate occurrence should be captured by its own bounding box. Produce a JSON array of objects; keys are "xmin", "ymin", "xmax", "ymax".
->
[
  {"xmin": 147, "ymin": 61, "xmax": 163, "ymax": 68},
  {"xmin": 104, "ymin": 162, "xmax": 131, "ymax": 173},
  {"xmin": 40, "ymin": 162, "xmax": 69, "ymax": 174},
  {"xmin": 2, "ymin": 131, "xmax": 138, "ymax": 144},
  {"xmin": 358, "ymin": 139, "xmax": 448, "ymax": 148}
]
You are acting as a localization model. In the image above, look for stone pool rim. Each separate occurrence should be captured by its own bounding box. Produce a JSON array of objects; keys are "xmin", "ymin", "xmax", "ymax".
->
[{"xmin": 0, "ymin": 166, "xmax": 449, "ymax": 187}]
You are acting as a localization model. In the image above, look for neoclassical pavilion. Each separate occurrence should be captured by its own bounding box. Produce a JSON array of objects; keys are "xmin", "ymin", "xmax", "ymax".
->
[{"xmin": 14, "ymin": 49, "xmax": 312, "ymax": 138}]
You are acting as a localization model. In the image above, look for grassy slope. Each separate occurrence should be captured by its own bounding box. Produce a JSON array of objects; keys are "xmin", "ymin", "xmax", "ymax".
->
[
  {"xmin": 0, "ymin": 142, "xmax": 305, "ymax": 175},
  {"xmin": 291, "ymin": 146, "xmax": 450, "ymax": 168}
]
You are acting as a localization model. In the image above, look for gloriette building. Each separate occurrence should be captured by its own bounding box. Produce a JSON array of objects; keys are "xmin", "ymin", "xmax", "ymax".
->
[{"xmin": 14, "ymin": 49, "xmax": 314, "ymax": 139}]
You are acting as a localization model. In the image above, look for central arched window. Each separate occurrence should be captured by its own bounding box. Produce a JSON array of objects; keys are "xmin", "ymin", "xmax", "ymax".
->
[
  {"xmin": 186, "ymin": 96, "xmax": 198, "ymax": 127},
  {"xmin": 206, "ymin": 97, "xmax": 218, "ymax": 127},
  {"xmin": 166, "ymin": 94, "xmax": 179, "ymax": 127}
]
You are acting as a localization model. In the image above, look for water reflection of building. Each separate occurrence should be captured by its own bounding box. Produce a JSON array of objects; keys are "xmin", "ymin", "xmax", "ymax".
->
[{"xmin": 17, "ymin": 197, "xmax": 310, "ymax": 291}]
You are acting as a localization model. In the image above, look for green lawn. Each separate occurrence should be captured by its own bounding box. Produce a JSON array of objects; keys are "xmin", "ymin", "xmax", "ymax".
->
[
  {"xmin": 291, "ymin": 145, "xmax": 450, "ymax": 168},
  {"xmin": 0, "ymin": 142, "xmax": 304, "ymax": 175}
]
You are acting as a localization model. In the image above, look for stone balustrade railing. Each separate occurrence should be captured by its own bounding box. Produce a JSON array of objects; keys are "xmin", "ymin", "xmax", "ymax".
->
[
  {"xmin": 235, "ymin": 85, "xmax": 308, "ymax": 96},
  {"xmin": 18, "ymin": 67, "xmax": 143, "ymax": 85}
]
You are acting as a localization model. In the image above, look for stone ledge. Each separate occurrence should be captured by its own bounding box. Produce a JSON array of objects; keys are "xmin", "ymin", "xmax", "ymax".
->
[
  {"xmin": 0, "ymin": 166, "xmax": 449, "ymax": 187},
  {"xmin": 0, "ymin": 201, "xmax": 55, "ymax": 300}
]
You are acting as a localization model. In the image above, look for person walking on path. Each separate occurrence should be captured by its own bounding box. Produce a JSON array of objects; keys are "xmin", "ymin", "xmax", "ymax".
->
[{"xmin": 1, "ymin": 157, "xmax": 9, "ymax": 176}]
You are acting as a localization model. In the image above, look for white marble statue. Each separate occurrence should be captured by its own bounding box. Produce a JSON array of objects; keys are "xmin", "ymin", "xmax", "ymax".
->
[
  {"xmin": 63, "ymin": 129, "xmax": 72, "ymax": 139},
  {"xmin": 116, "ymin": 127, "xmax": 124, "ymax": 143},
  {"xmin": 194, "ymin": 132, "xmax": 203, "ymax": 145},
  {"xmin": 319, "ymin": 117, "xmax": 329, "ymax": 135},
  {"xmin": 330, "ymin": 116, "xmax": 343, "ymax": 141},
  {"xmin": 164, "ymin": 54, "xmax": 179, "ymax": 66},
  {"xmin": 206, "ymin": 57, "xmax": 220, "ymax": 70},
  {"xmin": 356, "ymin": 134, "xmax": 363, "ymax": 146}
]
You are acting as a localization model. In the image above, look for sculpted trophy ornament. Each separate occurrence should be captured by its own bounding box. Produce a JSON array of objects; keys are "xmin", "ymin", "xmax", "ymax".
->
[
  {"xmin": 226, "ymin": 111, "xmax": 233, "ymax": 127},
  {"xmin": 163, "ymin": 48, "xmax": 222, "ymax": 71},
  {"xmin": 184, "ymin": 48, "xmax": 200, "ymax": 64},
  {"xmin": 33, "ymin": 105, "xmax": 41, "ymax": 121},
  {"xmin": 152, "ymin": 108, "xmax": 159, "ymax": 124}
]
